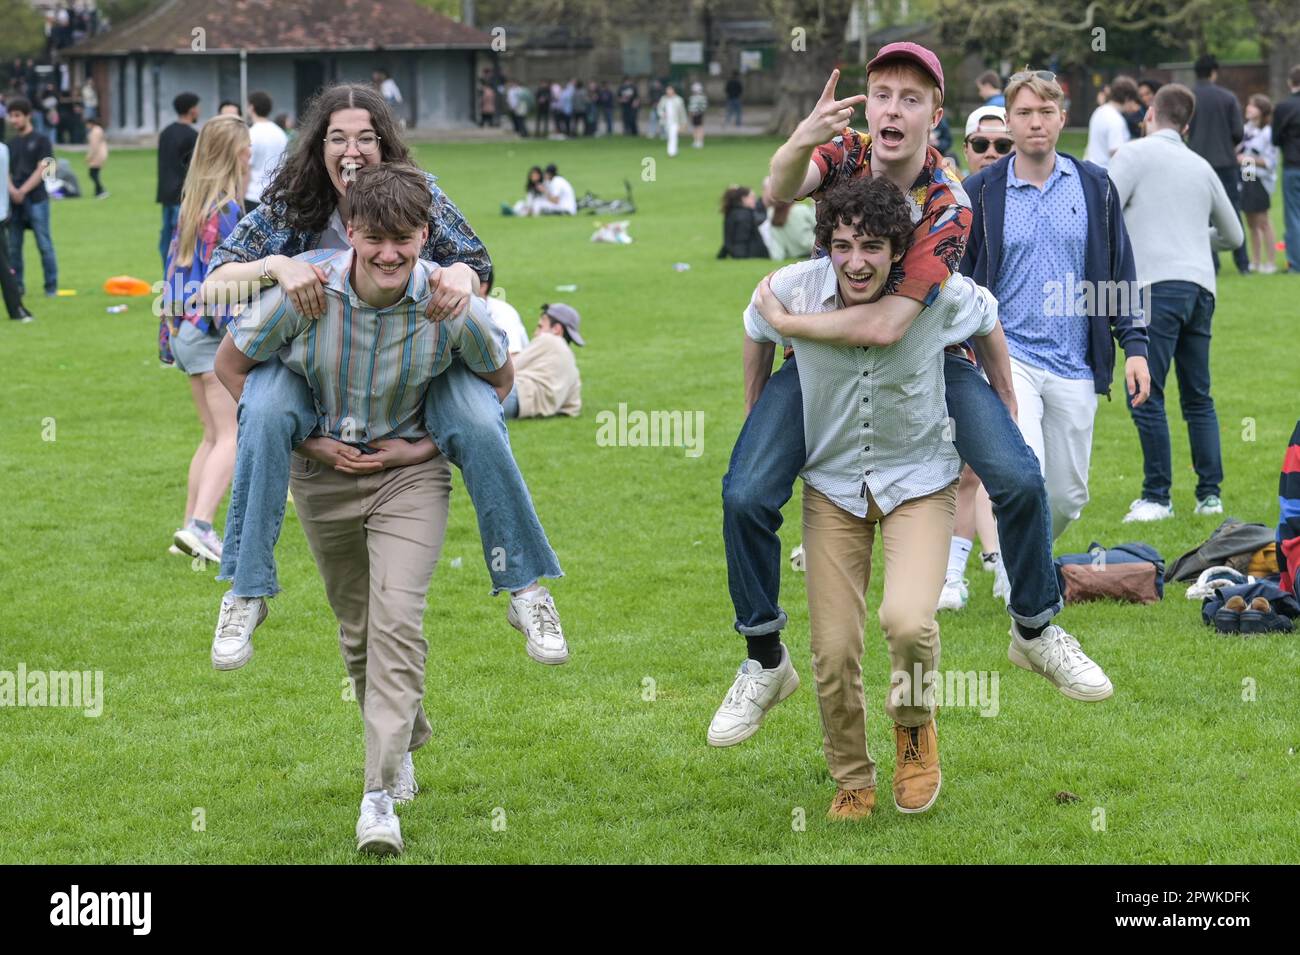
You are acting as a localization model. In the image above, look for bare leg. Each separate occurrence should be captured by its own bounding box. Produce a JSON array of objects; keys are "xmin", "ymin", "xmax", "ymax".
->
[
  {"xmin": 191, "ymin": 371, "xmax": 238, "ymax": 525},
  {"xmin": 186, "ymin": 374, "xmax": 216, "ymax": 525}
]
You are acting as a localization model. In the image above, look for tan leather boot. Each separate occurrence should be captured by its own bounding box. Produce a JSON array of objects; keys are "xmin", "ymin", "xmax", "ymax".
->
[{"xmin": 893, "ymin": 718, "xmax": 941, "ymax": 813}]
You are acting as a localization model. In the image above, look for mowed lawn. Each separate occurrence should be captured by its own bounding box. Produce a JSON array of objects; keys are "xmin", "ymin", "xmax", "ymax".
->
[{"xmin": 1, "ymin": 130, "xmax": 1297, "ymax": 864}]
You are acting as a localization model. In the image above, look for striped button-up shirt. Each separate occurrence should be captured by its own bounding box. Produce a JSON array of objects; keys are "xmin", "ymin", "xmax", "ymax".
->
[
  {"xmin": 229, "ymin": 248, "xmax": 508, "ymax": 444},
  {"xmin": 745, "ymin": 259, "xmax": 998, "ymax": 517}
]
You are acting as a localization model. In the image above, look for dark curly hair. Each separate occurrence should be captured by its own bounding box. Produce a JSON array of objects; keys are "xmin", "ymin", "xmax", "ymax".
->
[
  {"xmin": 814, "ymin": 177, "xmax": 914, "ymax": 259},
  {"xmin": 261, "ymin": 83, "xmax": 413, "ymax": 234}
]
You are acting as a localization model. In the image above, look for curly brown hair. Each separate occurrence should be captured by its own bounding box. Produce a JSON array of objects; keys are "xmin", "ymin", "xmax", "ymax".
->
[
  {"xmin": 814, "ymin": 177, "xmax": 914, "ymax": 259},
  {"xmin": 261, "ymin": 83, "xmax": 413, "ymax": 234}
]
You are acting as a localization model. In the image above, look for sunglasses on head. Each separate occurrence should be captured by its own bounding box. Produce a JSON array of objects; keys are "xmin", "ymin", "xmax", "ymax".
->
[
  {"xmin": 967, "ymin": 136, "xmax": 1014, "ymax": 155},
  {"xmin": 1009, "ymin": 69, "xmax": 1057, "ymax": 84}
]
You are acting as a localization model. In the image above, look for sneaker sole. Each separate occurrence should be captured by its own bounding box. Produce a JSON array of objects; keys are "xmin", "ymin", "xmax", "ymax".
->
[
  {"xmin": 175, "ymin": 529, "xmax": 220, "ymax": 563},
  {"xmin": 357, "ymin": 833, "xmax": 403, "ymax": 855},
  {"xmin": 211, "ymin": 602, "xmax": 268, "ymax": 671},
  {"xmin": 707, "ymin": 670, "xmax": 801, "ymax": 747},
  {"xmin": 168, "ymin": 544, "xmax": 185, "ymax": 557},
  {"xmin": 894, "ymin": 768, "xmax": 942, "ymax": 814},
  {"xmin": 1007, "ymin": 642, "xmax": 1114, "ymax": 702}
]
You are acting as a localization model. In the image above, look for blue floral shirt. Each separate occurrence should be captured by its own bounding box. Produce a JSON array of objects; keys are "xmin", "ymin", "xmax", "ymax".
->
[{"xmin": 208, "ymin": 169, "xmax": 492, "ymax": 281}]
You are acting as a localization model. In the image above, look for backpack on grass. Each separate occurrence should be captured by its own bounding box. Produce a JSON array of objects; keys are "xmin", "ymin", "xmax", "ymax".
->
[{"xmin": 1055, "ymin": 542, "xmax": 1165, "ymax": 605}]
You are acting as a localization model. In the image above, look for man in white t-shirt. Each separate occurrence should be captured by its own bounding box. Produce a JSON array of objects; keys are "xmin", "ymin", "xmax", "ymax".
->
[
  {"xmin": 244, "ymin": 91, "xmax": 288, "ymax": 213},
  {"xmin": 539, "ymin": 163, "xmax": 577, "ymax": 215},
  {"xmin": 1085, "ymin": 76, "xmax": 1138, "ymax": 168},
  {"xmin": 480, "ymin": 269, "xmax": 529, "ymax": 354}
]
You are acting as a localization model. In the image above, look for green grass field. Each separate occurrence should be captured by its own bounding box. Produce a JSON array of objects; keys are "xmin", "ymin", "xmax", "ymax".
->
[{"xmin": 1, "ymin": 130, "xmax": 1297, "ymax": 864}]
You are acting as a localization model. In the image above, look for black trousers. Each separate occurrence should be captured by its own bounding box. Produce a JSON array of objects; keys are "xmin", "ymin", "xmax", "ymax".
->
[
  {"xmin": 1212, "ymin": 164, "xmax": 1250, "ymax": 274},
  {"xmin": 0, "ymin": 217, "xmax": 26, "ymax": 317}
]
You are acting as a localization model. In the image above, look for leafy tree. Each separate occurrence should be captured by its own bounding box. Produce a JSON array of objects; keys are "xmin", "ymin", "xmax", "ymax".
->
[{"xmin": 0, "ymin": 0, "xmax": 45, "ymax": 60}]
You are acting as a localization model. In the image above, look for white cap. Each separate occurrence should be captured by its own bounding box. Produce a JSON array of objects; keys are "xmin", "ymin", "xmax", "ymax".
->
[{"xmin": 964, "ymin": 105, "xmax": 1008, "ymax": 136}]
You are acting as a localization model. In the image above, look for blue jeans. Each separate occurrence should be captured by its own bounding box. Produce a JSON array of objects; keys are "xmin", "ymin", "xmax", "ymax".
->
[
  {"xmin": 1126, "ymin": 280, "xmax": 1222, "ymax": 505},
  {"xmin": 721, "ymin": 351, "xmax": 1062, "ymax": 635},
  {"xmin": 160, "ymin": 204, "xmax": 180, "ymax": 266},
  {"xmin": 8, "ymin": 199, "xmax": 57, "ymax": 295},
  {"xmin": 502, "ymin": 386, "xmax": 520, "ymax": 419},
  {"xmin": 1283, "ymin": 167, "xmax": 1300, "ymax": 272},
  {"xmin": 725, "ymin": 98, "xmax": 742, "ymax": 126},
  {"xmin": 218, "ymin": 356, "xmax": 562, "ymax": 597}
]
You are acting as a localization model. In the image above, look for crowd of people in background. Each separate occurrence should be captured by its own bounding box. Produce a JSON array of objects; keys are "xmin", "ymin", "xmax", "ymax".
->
[{"xmin": 476, "ymin": 68, "xmax": 748, "ymax": 148}]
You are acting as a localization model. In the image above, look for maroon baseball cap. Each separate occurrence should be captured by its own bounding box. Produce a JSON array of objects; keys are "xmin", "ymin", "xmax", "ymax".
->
[{"xmin": 866, "ymin": 42, "xmax": 945, "ymax": 101}]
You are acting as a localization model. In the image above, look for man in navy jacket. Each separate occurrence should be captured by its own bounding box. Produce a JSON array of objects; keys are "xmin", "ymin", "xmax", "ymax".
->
[{"xmin": 960, "ymin": 69, "xmax": 1150, "ymax": 544}]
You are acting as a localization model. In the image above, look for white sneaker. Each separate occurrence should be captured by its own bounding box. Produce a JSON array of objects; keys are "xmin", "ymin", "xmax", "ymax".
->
[
  {"xmin": 937, "ymin": 578, "xmax": 969, "ymax": 611},
  {"xmin": 1194, "ymin": 495, "xmax": 1224, "ymax": 515},
  {"xmin": 392, "ymin": 753, "xmax": 418, "ymax": 805},
  {"xmin": 980, "ymin": 552, "xmax": 999, "ymax": 573},
  {"xmin": 990, "ymin": 556, "xmax": 1011, "ymax": 604},
  {"xmin": 175, "ymin": 523, "xmax": 222, "ymax": 562},
  {"xmin": 707, "ymin": 643, "xmax": 799, "ymax": 747},
  {"xmin": 1123, "ymin": 498, "xmax": 1174, "ymax": 523},
  {"xmin": 1008, "ymin": 624, "xmax": 1113, "ymax": 702},
  {"xmin": 507, "ymin": 587, "xmax": 569, "ymax": 664},
  {"xmin": 211, "ymin": 592, "xmax": 268, "ymax": 670},
  {"xmin": 168, "ymin": 543, "xmax": 185, "ymax": 557},
  {"xmin": 356, "ymin": 790, "xmax": 403, "ymax": 855}
]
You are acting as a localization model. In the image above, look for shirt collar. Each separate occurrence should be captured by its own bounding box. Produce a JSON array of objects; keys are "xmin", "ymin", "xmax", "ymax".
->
[
  {"xmin": 1007, "ymin": 152, "xmax": 1072, "ymax": 188},
  {"xmin": 1150, "ymin": 127, "xmax": 1183, "ymax": 145},
  {"xmin": 336, "ymin": 248, "xmax": 424, "ymax": 310},
  {"xmin": 818, "ymin": 257, "xmax": 843, "ymax": 307},
  {"xmin": 858, "ymin": 132, "xmax": 940, "ymax": 193}
]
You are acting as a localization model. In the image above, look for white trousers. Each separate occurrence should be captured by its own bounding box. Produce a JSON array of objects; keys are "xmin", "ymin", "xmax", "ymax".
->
[
  {"xmin": 1010, "ymin": 357, "xmax": 1098, "ymax": 541},
  {"xmin": 666, "ymin": 123, "xmax": 679, "ymax": 157}
]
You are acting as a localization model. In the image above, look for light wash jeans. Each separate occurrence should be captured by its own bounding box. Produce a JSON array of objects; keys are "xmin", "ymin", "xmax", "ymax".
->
[{"xmin": 218, "ymin": 356, "xmax": 562, "ymax": 597}]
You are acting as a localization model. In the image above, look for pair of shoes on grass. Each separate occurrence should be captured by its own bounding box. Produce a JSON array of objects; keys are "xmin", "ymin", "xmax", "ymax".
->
[{"xmin": 1214, "ymin": 596, "xmax": 1294, "ymax": 635}]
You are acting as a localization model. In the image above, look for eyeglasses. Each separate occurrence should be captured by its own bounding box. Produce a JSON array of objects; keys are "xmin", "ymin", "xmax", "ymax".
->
[
  {"xmin": 967, "ymin": 136, "xmax": 1014, "ymax": 155},
  {"xmin": 1009, "ymin": 69, "xmax": 1057, "ymax": 84},
  {"xmin": 323, "ymin": 134, "xmax": 381, "ymax": 155}
]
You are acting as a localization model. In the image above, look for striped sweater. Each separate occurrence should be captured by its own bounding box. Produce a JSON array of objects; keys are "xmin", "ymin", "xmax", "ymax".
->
[{"xmin": 1279, "ymin": 420, "xmax": 1300, "ymax": 595}]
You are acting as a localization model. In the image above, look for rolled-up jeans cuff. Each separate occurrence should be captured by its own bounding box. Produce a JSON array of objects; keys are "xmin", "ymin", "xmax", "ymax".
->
[
  {"xmin": 734, "ymin": 609, "xmax": 787, "ymax": 637},
  {"xmin": 1008, "ymin": 598, "xmax": 1062, "ymax": 630}
]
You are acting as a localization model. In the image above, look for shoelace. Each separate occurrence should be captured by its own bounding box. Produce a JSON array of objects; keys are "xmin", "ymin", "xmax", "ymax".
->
[
  {"xmin": 218, "ymin": 601, "xmax": 251, "ymax": 641},
  {"xmin": 722, "ymin": 670, "xmax": 763, "ymax": 713},
  {"xmin": 528, "ymin": 598, "xmax": 560, "ymax": 644},
  {"xmin": 1041, "ymin": 630, "xmax": 1088, "ymax": 672},
  {"xmin": 900, "ymin": 726, "xmax": 924, "ymax": 765}
]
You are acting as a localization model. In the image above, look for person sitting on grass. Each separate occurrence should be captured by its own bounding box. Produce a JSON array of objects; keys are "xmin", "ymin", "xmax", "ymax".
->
[
  {"xmin": 743, "ymin": 175, "xmax": 1011, "ymax": 821},
  {"xmin": 717, "ymin": 185, "xmax": 768, "ymax": 259},
  {"xmin": 215, "ymin": 163, "xmax": 514, "ymax": 856},
  {"xmin": 200, "ymin": 83, "xmax": 567, "ymax": 674},
  {"xmin": 503, "ymin": 303, "xmax": 583, "ymax": 419}
]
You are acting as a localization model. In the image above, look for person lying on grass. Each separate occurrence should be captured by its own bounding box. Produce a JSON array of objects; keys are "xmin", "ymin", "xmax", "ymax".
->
[
  {"xmin": 741, "ymin": 175, "xmax": 1011, "ymax": 821},
  {"xmin": 214, "ymin": 162, "xmax": 512, "ymax": 856},
  {"xmin": 200, "ymin": 82, "xmax": 568, "ymax": 673}
]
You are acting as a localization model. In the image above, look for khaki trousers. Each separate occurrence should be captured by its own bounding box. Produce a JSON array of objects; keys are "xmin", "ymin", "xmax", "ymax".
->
[
  {"xmin": 801, "ymin": 482, "xmax": 957, "ymax": 791},
  {"xmin": 290, "ymin": 453, "xmax": 452, "ymax": 794}
]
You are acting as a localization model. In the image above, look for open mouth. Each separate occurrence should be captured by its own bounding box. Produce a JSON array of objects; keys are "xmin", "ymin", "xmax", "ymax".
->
[
  {"xmin": 844, "ymin": 269, "xmax": 874, "ymax": 292},
  {"xmin": 878, "ymin": 126, "xmax": 905, "ymax": 146},
  {"xmin": 373, "ymin": 262, "xmax": 403, "ymax": 276}
]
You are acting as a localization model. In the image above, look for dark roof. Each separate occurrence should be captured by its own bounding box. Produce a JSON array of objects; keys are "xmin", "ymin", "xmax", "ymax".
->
[{"xmin": 65, "ymin": 0, "xmax": 493, "ymax": 57}]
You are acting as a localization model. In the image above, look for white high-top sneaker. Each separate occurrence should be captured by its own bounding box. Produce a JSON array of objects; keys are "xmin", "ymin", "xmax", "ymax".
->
[
  {"xmin": 392, "ymin": 753, "xmax": 418, "ymax": 805},
  {"xmin": 211, "ymin": 593, "xmax": 268, "ymax": 670},
  {"xmin": 937, "ymin": 577, "xmax": 969, "ymax": 611},
  {"xmin": 707, "ymin": 643, "xmax": 800, "ymax": 747},
  {"xmin": 507, "ymin": 587, "xmax": 569, "ymax": 664},
  {"xmin": 356, "ymin": 790, "xmax": 403, "ymax": 855}
]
